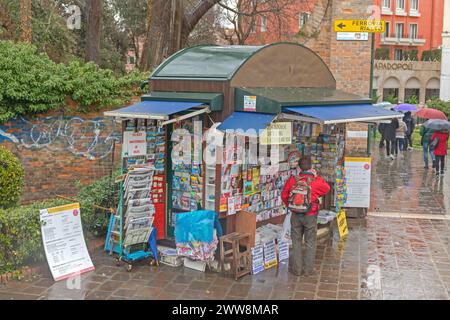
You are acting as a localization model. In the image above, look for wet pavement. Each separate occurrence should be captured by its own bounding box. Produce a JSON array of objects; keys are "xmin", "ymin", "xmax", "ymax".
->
[
  {"xmin": 1, "ymin": 149, "xmax": 450, "ymax": 300},
  {"xmin": 370, "ymin": 147, "xmax": 450, "ymax": 215},
  {"xmin": 1, "ymin": 216, "xmax": 450, "ymax": 300}
]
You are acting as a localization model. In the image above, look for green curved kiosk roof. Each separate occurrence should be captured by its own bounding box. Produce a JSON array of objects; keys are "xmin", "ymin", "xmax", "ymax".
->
[{"xmin": 151, "ymin": 45, "xmax": 264, "ymax": 80}]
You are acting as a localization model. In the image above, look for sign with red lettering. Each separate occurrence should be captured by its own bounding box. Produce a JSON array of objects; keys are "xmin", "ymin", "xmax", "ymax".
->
[{"xmin": 123, "ymin": 131, "xmax": 147, "ymax": 157}]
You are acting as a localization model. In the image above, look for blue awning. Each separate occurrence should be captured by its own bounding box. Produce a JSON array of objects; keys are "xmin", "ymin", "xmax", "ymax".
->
[
  {"xmin": 104, "ymin": 100, "xmax": 206, "ymax": 120},
  {"xmin": 283, "ymin": 104, "xmax": 403, "ymax": 124},
  {"xmin": 218, "ymin": 112, "xmax": 276, "ymax": 135}
]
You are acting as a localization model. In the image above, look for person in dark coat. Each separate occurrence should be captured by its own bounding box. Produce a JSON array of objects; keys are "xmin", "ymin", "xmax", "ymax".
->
[
  {"xmin": 382, "ymin": 118, "xmax": 399, "ymax": 159},
  {"xmin": 403, "ymin": 111, "xmax": 416, "ymax": 150}
]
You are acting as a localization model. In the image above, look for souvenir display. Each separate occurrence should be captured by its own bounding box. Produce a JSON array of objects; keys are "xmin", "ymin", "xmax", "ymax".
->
[
  {"xmin": 170, "ymin": 118, "xmax": 204, "ymax": 224},
  {"xmin": 292, "ymin": 124, "xmax": 346, "ymax": 181},
  {"xmin": 334, "ymin": 165, "xmax": 347, "ymax": 212}
]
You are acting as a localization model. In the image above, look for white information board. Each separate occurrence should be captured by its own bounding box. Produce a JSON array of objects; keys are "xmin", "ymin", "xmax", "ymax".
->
[
  {"xmin": 123, "ymin": 131, "xmax": 147, "ymax": 157},
  {"xmin": 251, "ymin": 245, "xmax": 264, "ymax": 275},
  {"xmin": 336, "ymin": 32, "xmax": 369, "ymax": 41},
  {"xmin": 344, "ymin": 157, "xmax": 372, "ymax": 208},
  {"xmin": 40, "ymin": 203, "xmax": 95, "ymax": 281}
]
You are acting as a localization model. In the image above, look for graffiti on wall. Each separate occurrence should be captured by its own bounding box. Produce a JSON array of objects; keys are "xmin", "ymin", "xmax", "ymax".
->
[{"xmin": 0, "ymin": 116, "xmax": 121, "ymax": 160}]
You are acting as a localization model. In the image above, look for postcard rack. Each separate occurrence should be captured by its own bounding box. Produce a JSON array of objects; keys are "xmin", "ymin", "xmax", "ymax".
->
[{"xmin": 105, "ymin": 119, "xmax": 162, "ymax": 271}]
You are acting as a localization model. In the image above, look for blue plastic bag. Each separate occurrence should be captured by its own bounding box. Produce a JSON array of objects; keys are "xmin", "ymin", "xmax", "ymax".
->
[{"xmin": 175, "ymin": 210, "xmax": 220, "ymax": 243}]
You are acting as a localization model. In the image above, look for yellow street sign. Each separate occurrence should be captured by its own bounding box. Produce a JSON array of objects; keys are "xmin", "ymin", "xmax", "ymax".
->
[{"xmin": 334, "ymin": 19, "xmax": 385, "ymax": 33}]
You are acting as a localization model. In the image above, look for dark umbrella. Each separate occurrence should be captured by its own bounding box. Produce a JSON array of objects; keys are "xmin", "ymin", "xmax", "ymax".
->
[
  {"xmin": 416, "ymin": 108, "xmax": 448, "ymax": 120},
  {"xmin": 422, "ymin": 119, "xmax": 450, "ymax": 131}
]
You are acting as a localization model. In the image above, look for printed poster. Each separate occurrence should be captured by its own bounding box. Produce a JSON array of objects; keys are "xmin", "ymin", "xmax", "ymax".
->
[
  {"xmin": 227, "ymin": 197, "xmax": 236, "ymax": 215},
  {"xmin": 244, "ymin": 95, "xmax": 257, "ymax": 112},
  {"xmin": 40, "ymin": 203, "xmax": 95, "ymax": 282},
  {"xmin": 123, "ymin": 131, "xmax": 147, "ymax": 157},
  {"xmin": 344, "ymin": 157, "xmax": 372, "ymax": 208},
  {"xmin": 260, "ymin": 122, "xmax": 293, "ymax": 145},
  {"xmin": 251, "ymin": 245, "xmax": 264, "ymax": 275},
  {"xmin": 336, "ymin": 209, "xmax": 349, "ymax": 238},
  {"xmin": 278, "ymin": 241, "xmax": 290, "ymax": 262},
  {"xmin": 263, "ymin": 240, "xmax": 278, "ymax": 270}
]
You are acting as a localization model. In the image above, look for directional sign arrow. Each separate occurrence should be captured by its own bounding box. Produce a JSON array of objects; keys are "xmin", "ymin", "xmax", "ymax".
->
[{"xmin": 338, "ymin": 23, "xmax": 346, "ymax": 29}]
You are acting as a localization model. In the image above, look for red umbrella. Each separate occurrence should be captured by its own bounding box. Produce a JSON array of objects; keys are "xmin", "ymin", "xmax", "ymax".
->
[{"xmin": 416, "ymin": 108, "xmax": 448, "ymax": 120}]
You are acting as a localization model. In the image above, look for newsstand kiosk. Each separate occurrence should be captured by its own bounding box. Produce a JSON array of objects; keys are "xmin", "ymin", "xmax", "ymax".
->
[{"xmin": 104, "ymin": 43, "xmax": 402, "ymax": 270}]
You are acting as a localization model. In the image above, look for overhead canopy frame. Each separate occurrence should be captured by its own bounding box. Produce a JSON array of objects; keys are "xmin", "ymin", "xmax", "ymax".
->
[
  {"xmin": 283, "ymin": 104, "xmax": 403, "ymax": 125},
  {"xmin": 104, "ymin": 100, "xmax": 209, "ymax": 124}
]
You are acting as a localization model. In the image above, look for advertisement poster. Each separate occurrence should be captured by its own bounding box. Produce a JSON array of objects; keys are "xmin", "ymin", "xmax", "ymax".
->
[
  {"xmin": 251, "ymin": 245, "xmax": 264, "ymax": 275},
  {"xmin": 344, "ymin": 157, "xmax": 372, "ymax": 208},
  {"xmin": 227, "ymin": 197, "xmax": 236, "ymax": 215},
  {"xmin": 123, "ymin": 131, "xmax": 147, "ymax": 157},
  {"xmin": 263, "ymin": 240, "xmax": 278, "ymax": 270},
  {"xmin": 278, "ymin": 241, "xmax": 290, "ymax": 262},
  {"xmin": 260, "ymin": 122, "xmax": 292, "ymax": 145},
  {"xmin": 243, "ymin": 95, "xmax": 257, "ymax": 112},
  {"xmin": 40, "ymin": 203, "xmax": 95, "ymax": 282},
  {"xmin": 337, "ymin": 209, "xmax": 349, "ymax": 238},
  {"xmin": 219, "ymin": 196, "xmax": 228, "ymax": 212}
]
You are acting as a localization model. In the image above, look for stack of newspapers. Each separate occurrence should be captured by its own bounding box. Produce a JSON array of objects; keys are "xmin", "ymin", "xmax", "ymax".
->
[{"xmin": 122, "ymin": 168, "xmax": 156, "ymax": 248}]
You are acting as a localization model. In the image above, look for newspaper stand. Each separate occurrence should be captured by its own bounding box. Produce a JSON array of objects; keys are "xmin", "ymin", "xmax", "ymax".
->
[{"xmin": 104, "ymin": 121, "xmax": 161, "ymax": 272}]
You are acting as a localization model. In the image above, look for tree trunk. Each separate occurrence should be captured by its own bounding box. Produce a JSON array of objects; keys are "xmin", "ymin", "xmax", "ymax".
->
[
  {"xmin": 0, "ymin": 2, "xmax": 15, "ymax": 40},
  {"xmin": 85, "ymin": 0, "xmax": 102, "ymax": 65},
  {"xmin": 19, "ymin": 0, "xmax": 32, "ymax": 43},
  {"xmin": 141, "ymin": 0, "xmax": 220, "ymax": 71}
]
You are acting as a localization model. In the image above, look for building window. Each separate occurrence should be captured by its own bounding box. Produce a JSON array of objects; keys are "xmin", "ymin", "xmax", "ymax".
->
[
  {"xmin": 396, "ymin": 0, "xmax": 405, "ymax": 10},
  {"xmin": 383, "ymin": 88, "xmax": 399, "ymax": 102},
  {"xmin": 405, "ymin": 88, "xmax": 420, "ymax": 101},
  {"xmin": 410, "ymin": 0, "xmax": 419, "ymax": 11},
  {"xmin": 395, "ymin": 23, "xmax": 404, "ymax": 38},
  {"xmin": 385, "ymin": 22, "xmax": 390, "ymax": 37},
  {"xmin": 425, "ymin": 89, "xmax": 440, "ymax": 101},
  {"xmin": 394, "ymin": 49, "xmax": 403, "ymax": 60},
  {"xmin": 249, "ymin": 21, "xmax": 256, "ymax": 33},
  {"xmin": 299, "ymin": 12, "xmax": 310, "ymax": 29},
  {"xmin": 382, "ymin": 0, "xmax": 391, "ymax": 8},
  {"xmin": 261, "ymin": 16, "xmax": 267, "ymax": 32},
  {"xmin": 409, "ymin": 24, "xmax": 418, "ymax": 39}
]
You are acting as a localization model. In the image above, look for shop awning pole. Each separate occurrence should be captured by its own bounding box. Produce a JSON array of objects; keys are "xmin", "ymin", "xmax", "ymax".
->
[{"xmin": 160, "ymin": 107, "xmax": 210, "ymax": 126}]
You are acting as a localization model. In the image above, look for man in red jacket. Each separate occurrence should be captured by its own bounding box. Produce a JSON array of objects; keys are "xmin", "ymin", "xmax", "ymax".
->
[{"xmin": 282, "ymin": 156, "xmax": 331, "ymax": 276}]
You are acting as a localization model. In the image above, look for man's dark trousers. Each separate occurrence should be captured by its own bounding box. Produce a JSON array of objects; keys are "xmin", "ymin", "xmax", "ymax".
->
[{"xmin": 290, "ymin": 213, "xmax": 317, "ymax": 274}]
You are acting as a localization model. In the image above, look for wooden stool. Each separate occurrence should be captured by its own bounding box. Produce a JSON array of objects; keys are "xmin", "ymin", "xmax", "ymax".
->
[{"xmin": 219, "ymin": 232, "xmax": 252, "ymax": 280}]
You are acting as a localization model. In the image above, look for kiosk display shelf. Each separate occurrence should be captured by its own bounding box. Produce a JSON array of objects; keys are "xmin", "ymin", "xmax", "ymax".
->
[{"xmin": 105, "ymin": 119, "xmax": 163, "ymax": 271}]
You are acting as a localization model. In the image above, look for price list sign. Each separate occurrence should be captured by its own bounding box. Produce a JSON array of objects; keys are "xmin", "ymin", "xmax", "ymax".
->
[{"xmin": 40, "ymin": 203, "xmax": 94, "ymax": 281}]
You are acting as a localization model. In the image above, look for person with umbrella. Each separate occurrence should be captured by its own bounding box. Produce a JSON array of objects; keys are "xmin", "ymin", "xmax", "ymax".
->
[
  {"xmin": 382, "ymin": 118, "xmax": 399, "ymax": 160},
  {"xmin": 420, "ymin": 125, "xmax": 436, "ymax": 170},
  {"xmin": 403, "ymin": 111, "xmax": 415, "ymax": 150},
  {"xmin": 417, "ymin": 110, "xmax": 448, "ymax": 170},
  {"xmin": 426, "ymin": 119, "xmax": 450, "ymax": 176}
]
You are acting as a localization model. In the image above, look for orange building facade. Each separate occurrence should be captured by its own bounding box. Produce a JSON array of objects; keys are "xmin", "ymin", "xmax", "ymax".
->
[{"xmin": 374, "ymin": 0, "xmax": 444, "ymax": 60}]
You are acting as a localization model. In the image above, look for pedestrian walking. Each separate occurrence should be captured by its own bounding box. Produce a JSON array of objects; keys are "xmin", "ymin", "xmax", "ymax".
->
[
  {"xmin": 395, "ymin": 118, "xmax": 407, "ymax": 155},
  {"xmin": 403, "ymin": 111, "xmax": 416, "ymax": 150},
  {"xmin": 382, "ymin": 119, "xmax": 398, "ymax": 160},
  {"xmin": 282, "ymin": 156, "xmax": 331, "ymax": 277},
  {"xmin": 420, "ymin": 125, "xmax": 436, "ymax": 169},
  {"xmin": 431, "ymin": 130, "xmax": 449, "ymax": 176}
]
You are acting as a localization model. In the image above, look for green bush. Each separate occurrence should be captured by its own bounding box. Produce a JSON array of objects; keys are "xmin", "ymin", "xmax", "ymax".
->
[
  {"xmin": 426, "ymin": 98, "xmax": 450, "ymax": 118},
  {"xmin": 402, "ymin": 49, "xmax": 418, "ymax": 61},
  {"xmin": 0, "ymin": 41, "xmax": 147, "ymax": 123},
  {"xmin": 405, "ymin": 95, "xmax": 419, "ymax": 105},
  {"xmin": 375, "ymin": 48, "xmax": 390, "ymax": 60},
  {"xmin": 76, "ymin": 171, "xmax": 120, "ymax": 237},
  {"xmin": 422, "ymin": 49, "xmax": 442, "ymax": 62},
  {"xmin": 0, "ymin": 199, "xmax": 70, "ymax": 274},
  {"xmin": 0, "ymin": 146, "xmax": 24, "ymax": 209}
]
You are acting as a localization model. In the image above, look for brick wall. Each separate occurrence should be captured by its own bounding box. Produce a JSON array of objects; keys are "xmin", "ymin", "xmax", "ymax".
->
[
  {"xmin": 306, "ymin": 0, "xmax": 372, "ymax": 97},
  {"xmin": 0, "ymin": 111, "xmax": 121, "ymax": 203},
  {"xmin": 345, "ymin": 122, "xmax": 370, "ymax": 156}
]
